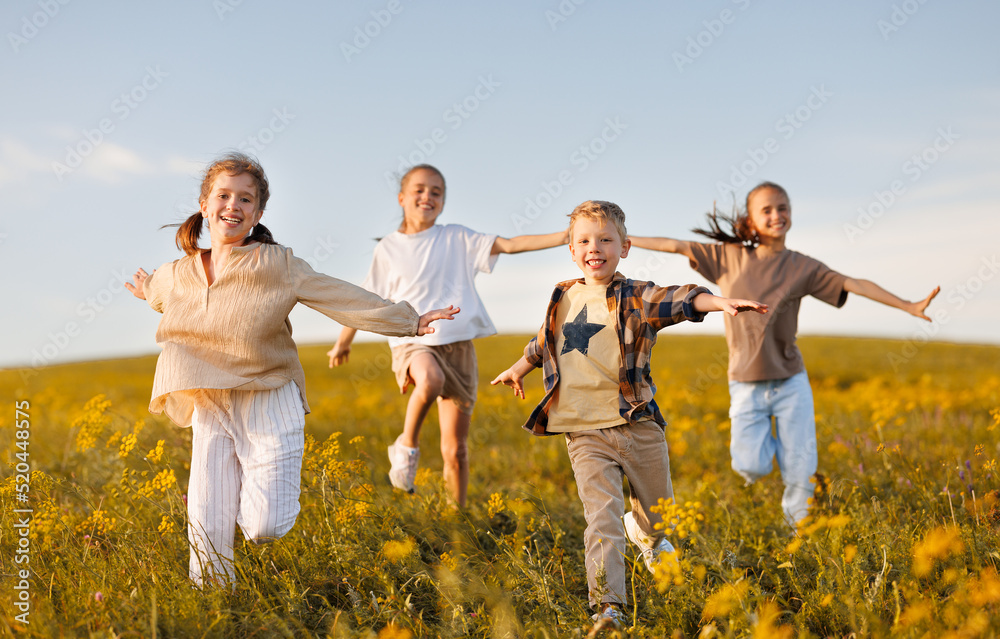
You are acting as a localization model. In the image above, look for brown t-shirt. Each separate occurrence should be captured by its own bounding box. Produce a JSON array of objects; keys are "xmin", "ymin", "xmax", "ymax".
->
[{"xmin": 685, "ymin": 242, "xmax": 848, "ymax": 382}]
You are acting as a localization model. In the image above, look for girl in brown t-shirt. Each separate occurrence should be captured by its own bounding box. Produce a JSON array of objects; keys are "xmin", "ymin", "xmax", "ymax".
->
[{"xmin": 630, "ymin": 182, "xmax": 939, "ymax": 529}]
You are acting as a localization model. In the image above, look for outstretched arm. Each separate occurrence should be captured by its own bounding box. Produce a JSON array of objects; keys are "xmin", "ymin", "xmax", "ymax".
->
[
  {"xmin": 843, "ymin": 279, "xmax": 940, "ymax": 321},
  {"xmin": 327, "ymin": 327, "xmax": 357, "ymax": 367},
  {"xmin": 490, "ymin": 356, "xmax": 536, "ymax": 400},
  {"xmin": 628, "ymin": 236, "xmax": 691, "ymax": 255},
  {"xmin": 491, "ymin": 230, "xmax": 568, "ymax": 255},
  {"xmin": 693, "ymin": 293, "xmax": 769, "ymax": 316},
  {"xmin": 124, "ymin": 268, "xmax": 150, "ymax": 300}
]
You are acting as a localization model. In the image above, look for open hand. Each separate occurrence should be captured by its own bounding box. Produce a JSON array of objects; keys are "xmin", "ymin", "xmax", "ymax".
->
[
  {"xmin": 490, "ymin": 368, "xmax": 525, "ymax": 400},
  {"xmin": 722, "ymin": 298, "xmax": 768, "ymax": 317},
  {"xmin": 909, "ymin": 286, "xmax": 941, "ymax": 322},
  {"xmin": 417, "ymin": 305, "xmax": 460, "ymax": 336},
  {"xmin": 124, "ymin": 268, "xmax": 149, "ymax": 300}
]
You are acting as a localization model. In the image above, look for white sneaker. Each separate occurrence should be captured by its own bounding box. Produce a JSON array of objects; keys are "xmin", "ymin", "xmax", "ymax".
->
[
  {"xmin": 623, "ymin": 511, "xmax": 674, "ymax": 573},
  {"xmin": 387, "ymin": 437, "xmax": 419, "ymax": 493},
  {"xmin": 589, "ymin": 602, "xmax": 626, "ymax": 633}
]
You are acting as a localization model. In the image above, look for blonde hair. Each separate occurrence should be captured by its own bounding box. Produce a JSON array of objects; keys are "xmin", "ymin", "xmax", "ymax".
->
[{"xmin": 567, "ymin": 200, "xmax": 628, "ymax": 242}]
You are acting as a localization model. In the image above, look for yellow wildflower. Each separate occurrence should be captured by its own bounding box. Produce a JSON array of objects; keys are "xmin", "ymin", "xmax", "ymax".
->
[
  {"xmin": 967, "ymin": 567, "xmax": 1000, "ymax": 606},
  {"xmin": 912, "ymin": 526, "xmax": 964, "ymax": 577},
  {"xmin": 897, "ymin": 600, "xmax": 932, "ymax": 627},
  {"xmin": 487, "ymin": 492, "xmax": 506, "ymax": 519},
  {"xmin": 382, "ymin": 537, "xmax": 416, "ymax": 562},
  {"xmin": 376, "ymin": 624, "xmax": 412, "ymax": 639},
  {"xmin": 146, "ymin": 439, "xmax": 165, "ymax": 463},
  {"xmin": 158, "ymin": 516, "xmax": 177, "ymax": 533},
  {"xmin": 752, "ymin": 601, "xmax": 794, "ymax": 639},
  {"xmin": 73, "ymin": 395, "xmax": 113, "ymax": 452},
  {"xmin": 702, "ymin": 581, "xmax": 749, "ymax": 620},
  {"xmin": 844, "ymin": 545, "xmax": 857, "ymax": 564}
]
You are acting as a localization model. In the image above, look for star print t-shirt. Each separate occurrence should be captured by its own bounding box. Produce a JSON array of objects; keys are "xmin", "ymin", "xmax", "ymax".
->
[{"xmin": 546, "ymin": 282, "xmax": 626, "ymax": 433}]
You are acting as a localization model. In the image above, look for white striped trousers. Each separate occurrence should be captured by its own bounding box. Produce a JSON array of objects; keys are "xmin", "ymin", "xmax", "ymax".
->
[{"xmin": 186, "ymin": 381, "xmax": 305, "ymax": 586}]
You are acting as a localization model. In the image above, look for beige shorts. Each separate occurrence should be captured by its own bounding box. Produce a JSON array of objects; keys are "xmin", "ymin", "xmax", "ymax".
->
[{"xmin": 390, "ymin": 340, "xmax": 478, "ymax": 415}]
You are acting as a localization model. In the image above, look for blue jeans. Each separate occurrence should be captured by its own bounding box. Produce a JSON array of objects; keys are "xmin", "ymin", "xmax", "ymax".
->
[{"xmin": 728, "ymin": 370, "xmax": 817, "ymax": 526}]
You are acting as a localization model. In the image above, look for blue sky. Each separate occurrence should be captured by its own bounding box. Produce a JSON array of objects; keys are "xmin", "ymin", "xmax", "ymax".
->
[{"xmin": 2, "ymin": 0, "xmax": 998, "ymax": 371}]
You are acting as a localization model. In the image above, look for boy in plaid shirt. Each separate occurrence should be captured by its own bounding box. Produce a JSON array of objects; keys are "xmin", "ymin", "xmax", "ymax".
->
[{"xmin": 492, "ymin": 200, "xmax": 766, "ymax": 627}]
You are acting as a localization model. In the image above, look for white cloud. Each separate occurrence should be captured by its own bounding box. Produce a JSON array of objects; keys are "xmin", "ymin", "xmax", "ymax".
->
[
  {"xmin": 165, "ymin": 155, "xmax": 205, "ymax": 176},
  {"xmin": 76, "ymin": 142, "xmax": 154, "ymax": 184}
]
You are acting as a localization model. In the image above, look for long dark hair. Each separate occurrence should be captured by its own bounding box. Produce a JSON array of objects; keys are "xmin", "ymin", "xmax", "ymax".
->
[
  {"xmin": 167, "ymin": 152, "xmax": 277, "ymax": 255},
  {"xmin": 692, "ymin": 181, "xmax": 789, "ymax": 248}
]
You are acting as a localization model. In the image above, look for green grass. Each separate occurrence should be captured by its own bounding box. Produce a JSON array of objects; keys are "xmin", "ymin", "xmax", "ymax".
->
[{"xmin": 1, "ymin": 335, "xmax": 999, "ymax": 637}]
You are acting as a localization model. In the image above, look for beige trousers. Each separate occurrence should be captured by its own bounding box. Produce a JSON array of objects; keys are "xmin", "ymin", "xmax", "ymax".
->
[{"xmin": 565, "ymin": 419, "xmax": 674, "ymax": 606}]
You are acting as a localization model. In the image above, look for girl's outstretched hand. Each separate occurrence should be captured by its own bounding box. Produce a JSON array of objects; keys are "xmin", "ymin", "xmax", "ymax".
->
[
  {"xmin": 909, "ymin": 286, "xmax": 941, "ymax": 321},
  {"xmin": 417, "ymin": 305, "xmax": 460, "ymax": 336},
  {"xmin": 124, "ymin": 268, "xmax": 150, "ymax": 300},
  {"xmin": 491, "ymin": 368, "xmax": 525, "ymax": 400},
  {"xmin": 721, "ymin": 298, "xmax": 768, "ymax": 317}
]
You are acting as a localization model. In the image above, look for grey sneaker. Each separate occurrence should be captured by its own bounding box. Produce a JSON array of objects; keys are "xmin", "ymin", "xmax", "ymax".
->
[
  {"xmin": 387, "ymin": 437, "xmax": 419, "ymax": 493},
  {"xmin": 589, "ymin": 602, "xmax": 626, "ymax": 634},
  {"xmin": 623, "ymin": 510, "xmax": 674, "ymax": 573}
]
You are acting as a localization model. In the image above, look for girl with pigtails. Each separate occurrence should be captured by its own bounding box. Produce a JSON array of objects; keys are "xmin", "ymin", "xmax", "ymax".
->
[
  {"xmin": 126, "ymin": 152, "xmax": 457, "ymax": 585},
  {"xmin": 631, "ymin": 182, "xmax": 939, "ymax": 529}
]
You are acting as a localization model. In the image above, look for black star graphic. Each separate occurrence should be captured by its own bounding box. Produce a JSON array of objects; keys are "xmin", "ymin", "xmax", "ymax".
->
[{"xmin": 560, "ymin": 305, "xmax": 605, "ymax": 357}]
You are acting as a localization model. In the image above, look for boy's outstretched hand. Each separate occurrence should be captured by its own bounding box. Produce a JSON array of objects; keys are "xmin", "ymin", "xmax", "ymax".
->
[
  {"xmin": 491, "ymin": 356, "xmax": 534, "ymax": 400},
  {"xmin": 693, "ymin": 292, "xmax": 768, "ymax": 316},
  {"xmin": 491, "ymin": 368, "xmax": 525, "ymax": 400},
  {"xmin": 417, "ymin": 305, "xmax": 460, "ymax": 336},
  {"xmin": 720, "ymin": 298, "xmax": 769, "ymax": 317}
]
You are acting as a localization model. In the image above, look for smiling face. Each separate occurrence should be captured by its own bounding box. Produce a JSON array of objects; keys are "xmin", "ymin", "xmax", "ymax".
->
[
  {"xmin": 747, "ymin": 186, "xmax": 791, "ymax": 249},
  {"xmin": 569, "ymin": 216, "xmax": 631, "ymax": 286},
  {"xmin": 200, "ymin": 172, "xmax": 263, "ymax": 247},
  {"xmin": 398, "ymin": 168, "xmax": 445, "ymax": 233}
]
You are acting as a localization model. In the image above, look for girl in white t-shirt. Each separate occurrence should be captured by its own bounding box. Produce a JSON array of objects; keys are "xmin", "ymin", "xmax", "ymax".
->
[
  {"xmin": 329, "ymin": 164, "xmax": 567, "ymax": 507},
  {"xmin": 630, "ymin": 182, "xmax": 939, "ymax": 528}
]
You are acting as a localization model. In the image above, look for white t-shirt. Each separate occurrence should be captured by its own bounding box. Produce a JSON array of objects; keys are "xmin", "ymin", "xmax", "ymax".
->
[{"xmin": 362, "ymin": 224, "xmax": 499, "ymax": 347}]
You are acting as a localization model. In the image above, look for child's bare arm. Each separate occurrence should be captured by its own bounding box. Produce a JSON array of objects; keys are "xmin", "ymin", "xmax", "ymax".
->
[
  {"xmin": 844, "ymin": 279, "xmax": 940, "ymax": 321},
  {"xmin": 628, "ymin": 236, "xmax": 691, "ymax": 255},
  {"xmin": 490, "ymin": 356, "xmax": 535, "ymax": 400},
  {"xmin": 124, "ymin": 268, "xmax": 150, "ymax": 300},
  {"xmin": 327, "ymin": 327, "xmax": 358, "ymax": 367},
  {"xmin": 491, "ymin": 230, "xmax": 568, "ymax": 255},
  {"xmin": 693, "ymin": 293, "xmax": 768, "ymax": 316}
]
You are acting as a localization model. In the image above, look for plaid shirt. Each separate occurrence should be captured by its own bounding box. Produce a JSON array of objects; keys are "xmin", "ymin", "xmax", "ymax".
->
[{"xmin": 522, "ymin": 273, "xmax": 710, "ymax": 436}]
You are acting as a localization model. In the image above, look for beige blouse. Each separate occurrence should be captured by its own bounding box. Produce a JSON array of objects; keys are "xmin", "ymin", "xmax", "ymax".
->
[{"xmin": 144, "ymin": 242, "xmax": 419, "ymax": 426}]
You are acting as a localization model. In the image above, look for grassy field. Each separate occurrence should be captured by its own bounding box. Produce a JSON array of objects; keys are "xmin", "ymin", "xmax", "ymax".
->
[{"xmin": 1, "ymin": 335, "xmax": 999, "ymax": 638}]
